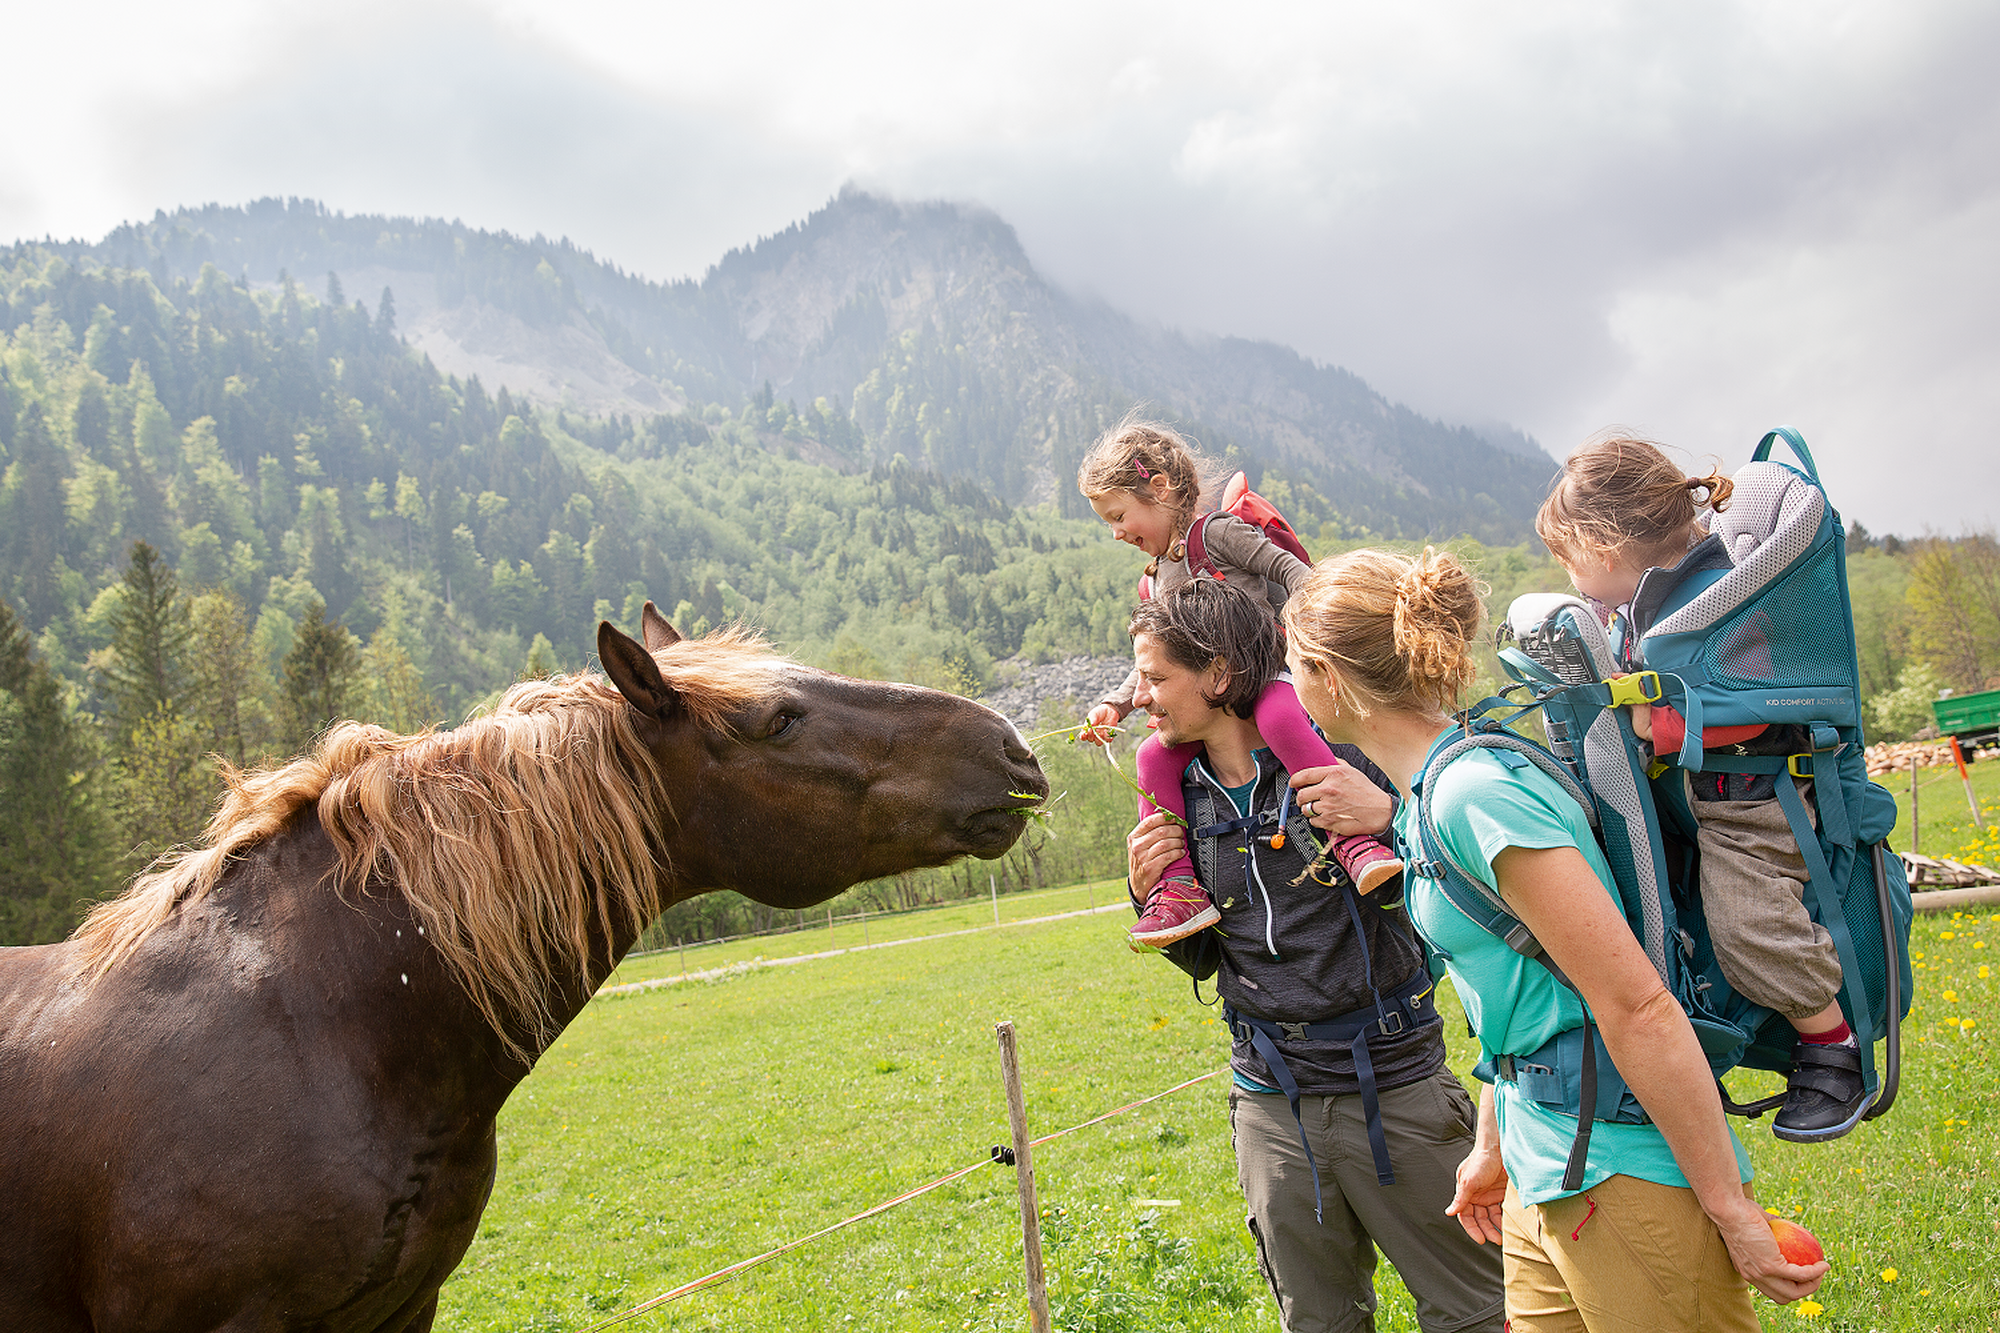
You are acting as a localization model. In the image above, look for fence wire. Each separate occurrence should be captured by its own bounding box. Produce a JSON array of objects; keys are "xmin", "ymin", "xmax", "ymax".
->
[{"xmin": 572, "ymin": 1064, "xmax": 1227, "ymax": 1332}]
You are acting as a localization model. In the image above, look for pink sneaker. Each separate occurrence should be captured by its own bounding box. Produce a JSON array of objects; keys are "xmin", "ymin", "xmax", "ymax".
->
[
  {"xmin": 1333, "ymin": 836, "xmax": 1404, "ymax": 896},
  {"xmin": 1130, "ymin": 877, "xmax": 1221, "ymax": 947}
]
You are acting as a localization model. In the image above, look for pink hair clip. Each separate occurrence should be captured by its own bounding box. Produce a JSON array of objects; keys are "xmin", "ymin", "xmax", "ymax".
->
[{"xmin": 1133, "ymin": 459, "xmax": 1151, "ymax": 479}]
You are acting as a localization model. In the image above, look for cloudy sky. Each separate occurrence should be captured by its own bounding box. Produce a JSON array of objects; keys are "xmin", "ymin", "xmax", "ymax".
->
[{"xmin": 6, "ymin": 0, "xmax": 1995, "ymax": 533}]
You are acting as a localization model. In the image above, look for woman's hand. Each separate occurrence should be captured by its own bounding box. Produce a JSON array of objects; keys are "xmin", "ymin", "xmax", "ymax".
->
[
  {"xmin": 1289, "ymin": 764, "xmax": 1395, "ymax": 836},
  {"xmin": 1082, "ymin": 703, "xmax": 1122, "ymax": 747},
  {"xmin": 1126, "ymin": 811, "xmax": 1186, "ymax": 906},
  {"xmin": 1710, "ymin": 1189, "xmax": 1829, "ymax": 1304},
  {"xmin": 1445, "ymin": 1085, "xmax": 1507, "ymax": 1245}
]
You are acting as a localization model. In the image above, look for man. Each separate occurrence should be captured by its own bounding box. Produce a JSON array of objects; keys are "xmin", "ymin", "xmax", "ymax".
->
[{"xmin": 1124, "ymin": 579, "xmax": 1503, "ymax": 1333}]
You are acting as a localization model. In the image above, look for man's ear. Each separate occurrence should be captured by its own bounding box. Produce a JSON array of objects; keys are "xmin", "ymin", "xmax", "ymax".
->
[
  {"xmin": 598, "ymin": 620, "xmax": 679, "ymax": 719},
  {"xmin": 1205, "ymin": 657, "xmax": 1232, "ymax": 703},
  {"xmin": 640, "ymin": 599, "xmax": 681, "ymax": 651}
]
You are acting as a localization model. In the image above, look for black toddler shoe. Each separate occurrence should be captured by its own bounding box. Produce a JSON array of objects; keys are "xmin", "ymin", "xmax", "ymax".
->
[{"xmin": 1772, "ymin": 1040, "xmax": 1870, "ymax": 1143}]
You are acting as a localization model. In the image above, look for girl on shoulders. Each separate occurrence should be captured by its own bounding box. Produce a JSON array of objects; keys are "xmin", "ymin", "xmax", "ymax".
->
[{"xmin": 1076, "ymin": 417, "xmax": 1400, "ymax": 947}]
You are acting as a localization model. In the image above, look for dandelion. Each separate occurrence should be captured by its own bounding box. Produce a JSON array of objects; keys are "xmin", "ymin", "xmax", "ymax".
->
[
  {"xmin": 1963, "ymin": 1019, "xmax": 1977, "ymax": 1031},
  {"xmin": 1796, "ymin": 1300, "xmax": 1823, "ymax": 1320},
  {"xmin": 1914, "ymin": 951, "xmax": 1926, "ymax": 960},
  {"xmin": 1981, "ymin": 965, "xmax": 1991, "ymax": 979},
  {"xmin": 1941, "ymin": 931, "xmax": 1956, "ymax": 941},
  {"xmin": 1944, "ymin": 990, "xmax": 1959, "ymax": 1003},
  {"xmin": 1880, "ymin": 1268, "xmax": 1898, "ymax": 1283}
]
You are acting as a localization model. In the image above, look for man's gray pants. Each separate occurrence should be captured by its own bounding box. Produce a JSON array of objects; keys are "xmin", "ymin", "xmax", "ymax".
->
[{"xmin": 1231, "ymin": 1071, "xmax": 1505, "ymax": 1333}]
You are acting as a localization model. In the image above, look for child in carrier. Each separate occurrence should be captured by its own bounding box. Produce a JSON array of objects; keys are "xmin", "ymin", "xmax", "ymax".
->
[
  {"xmin": 1076, "ymin": 418, "xmax": 1402, "ymax": 949},
  {"xmin": 1537, "ymin": 433, "xmax": 1868, "ymax": 1142}
]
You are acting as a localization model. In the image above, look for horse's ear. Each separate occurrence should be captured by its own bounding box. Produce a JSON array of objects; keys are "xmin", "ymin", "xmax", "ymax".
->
[
  {"xmin": 640, "ymin": 600, "xmax": 681, "ymax": 651},
  {"xmin": 598, "ymin": 620, "xmax": 679, "ymax": 720}
]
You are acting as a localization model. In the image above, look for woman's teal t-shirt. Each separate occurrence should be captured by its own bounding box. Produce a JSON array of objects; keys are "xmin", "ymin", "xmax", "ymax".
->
[{"xmin": 1399, "ymin": 743, "xmax": 1753, "ymax": 1205}]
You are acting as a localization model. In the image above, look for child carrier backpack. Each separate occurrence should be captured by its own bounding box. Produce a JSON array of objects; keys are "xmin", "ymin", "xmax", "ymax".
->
[
  {"xmin": 1137, "ymin": 471, "xmax": 1311, "ymax": 600},
  {"xmin": 1405, "ymin": 427, "xmax": 1913, "ymax": 1190}
]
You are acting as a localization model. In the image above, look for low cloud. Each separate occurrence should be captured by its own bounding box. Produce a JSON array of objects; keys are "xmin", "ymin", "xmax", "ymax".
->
[{"xmin": 9, "ymin": 0, "xmax": 1995, "ymax": 532}]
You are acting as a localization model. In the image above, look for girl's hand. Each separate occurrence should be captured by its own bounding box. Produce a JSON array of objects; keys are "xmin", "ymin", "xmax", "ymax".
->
[
  {"xmin": 1711, "ymin": 1188, "xmax": 1828, "ymax": 1304},
  {"xmin": 1628, "ymin": 702, "xmax": 1654, "ymax": 742},
  {"xmin": 1082, "ymin": 704, "xmax": 1121, "ymax": 746}
]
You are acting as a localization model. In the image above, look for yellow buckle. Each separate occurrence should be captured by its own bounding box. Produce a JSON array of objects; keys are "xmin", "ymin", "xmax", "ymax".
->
[
  {"xmin": 1647, "ymin": 759, "xmax": 1670, "ymax": 779},
  {"xmin": 1788, "ymin": 754, "xmax": 1813, "ymax": 779},
  {"xmin": 1606, "ymin": 672, "xmax": 1663, "ymax": 707}
]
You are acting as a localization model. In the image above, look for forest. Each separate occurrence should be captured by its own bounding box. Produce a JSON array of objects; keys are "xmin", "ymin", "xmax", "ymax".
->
[{"xmin": 2, "ymin": 244, "xmax": 1995, "ymax": 946}]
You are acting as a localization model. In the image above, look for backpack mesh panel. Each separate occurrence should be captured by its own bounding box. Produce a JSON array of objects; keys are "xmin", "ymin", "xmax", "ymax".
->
[{"xmin": 1700, "ymin": 539, "xmax": 1847, "ymax": 690}]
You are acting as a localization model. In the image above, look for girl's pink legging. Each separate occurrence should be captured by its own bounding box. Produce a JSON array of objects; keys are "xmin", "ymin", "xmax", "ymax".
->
[{"xmin": 1134, "ymin": 676, "xmax": 1371, "ymax": 888}]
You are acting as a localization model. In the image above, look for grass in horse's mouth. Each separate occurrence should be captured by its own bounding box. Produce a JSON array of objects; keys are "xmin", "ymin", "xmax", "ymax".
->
[{"xmin": 1006, "ymin": 790, "xmax": 1061, "ymax": 826}]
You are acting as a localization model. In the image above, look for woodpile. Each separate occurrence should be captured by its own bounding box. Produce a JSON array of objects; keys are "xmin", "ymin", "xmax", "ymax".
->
[
  {"xmin": 1868, "ymin": 740, "xmax": 1968, "ymax": 774},
  {"xmin": 1903, "ymin": 852, "xmax": 2000, "ymax": 888}
]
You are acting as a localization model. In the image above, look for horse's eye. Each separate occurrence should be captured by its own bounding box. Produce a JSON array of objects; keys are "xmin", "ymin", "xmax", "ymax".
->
[{"xmin": 764, "ymin": 712, "xmax": 799, "ymax": 739}]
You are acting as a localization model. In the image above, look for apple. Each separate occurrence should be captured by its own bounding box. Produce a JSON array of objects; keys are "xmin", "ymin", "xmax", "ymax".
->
[{"xmin": 1768, "ymin": 1217, "xmax": 1824, "ymax": 1266}]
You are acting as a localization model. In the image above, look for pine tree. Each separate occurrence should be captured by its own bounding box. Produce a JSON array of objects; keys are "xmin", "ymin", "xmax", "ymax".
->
[
  {"xmin": 282, "ymin": 601, "xmax": 360, "ymax": 748},
  {"xmin": 187, "ymin": 588, "xmax": 269, "ymax": 765},
  {"xmin": 521, "ymin": 633, "xmax": 560, "ymax": 680},
  {"xmin": 0, "ymin": 596, "xmax": 116, "ymax": 944},
  {"xmin": 99, "ymin": 541, "xmax": 191, "ymax": 744}
]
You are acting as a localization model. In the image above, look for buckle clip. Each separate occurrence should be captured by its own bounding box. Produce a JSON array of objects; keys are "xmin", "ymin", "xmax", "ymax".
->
[
  {"xmin": 1606, "ymin": 671, "xmax": 1662, "ymax": 707},
  {"xmin": 1378, "ymin": 1010, "xmax": 1405, "ymax": 1037},
  {"xmin": 1788, "ymin": 753, "xmax": 1813, "ymax": 779},
  {"xmin": 1278, "ymin": 1021, "xmax": 1309, "ymax": 1041}
]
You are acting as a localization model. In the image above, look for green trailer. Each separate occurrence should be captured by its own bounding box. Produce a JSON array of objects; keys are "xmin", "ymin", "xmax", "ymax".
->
[{"xmin": 1932, "ymin": 686, "xmax": 2000, "ymax": 754}]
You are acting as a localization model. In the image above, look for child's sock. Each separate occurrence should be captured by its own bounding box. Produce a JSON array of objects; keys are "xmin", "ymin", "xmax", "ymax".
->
[
  {"xmin": 1133, "ymin": 731, "xmax": 1205, "ymax": 889},
  {"xmin": 1799, "ymin": 1020, "xmax": 1857, "ymax": 1049}
]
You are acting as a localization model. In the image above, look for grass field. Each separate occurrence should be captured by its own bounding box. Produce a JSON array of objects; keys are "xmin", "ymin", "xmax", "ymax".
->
[{"xmin": 434, "ymin": 819, "xmax": 2000, "ymax": 1333}]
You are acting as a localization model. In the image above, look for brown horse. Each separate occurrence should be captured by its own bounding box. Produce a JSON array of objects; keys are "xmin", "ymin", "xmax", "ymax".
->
[{"xmin": 0, "ymin": 605, "xmax": 1046, "ymax": 1333}]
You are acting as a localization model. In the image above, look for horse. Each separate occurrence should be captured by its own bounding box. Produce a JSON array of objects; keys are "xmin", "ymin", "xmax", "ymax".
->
[{"xmin": 0, "ymin": 604, "xmax": 1048, "ymax": 1333}]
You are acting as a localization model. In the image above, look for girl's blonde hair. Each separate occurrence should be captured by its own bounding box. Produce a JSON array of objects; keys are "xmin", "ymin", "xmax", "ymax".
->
[
  {"xmin": 1075, "ymin": 413, "xmax": 1216, "ymax": 537},
  {"xmin": 1536, "ymin": 431, "xmax": 1735, "ymax": 565},
  {"xmin": 1283, "ymin": 546, "xmax": 1487, "ymax": 719}
]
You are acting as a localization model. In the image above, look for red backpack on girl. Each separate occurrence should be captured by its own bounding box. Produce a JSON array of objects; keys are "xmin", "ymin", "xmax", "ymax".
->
[{"xmin": 1137, "ymin": 471, "xmax": 1311, "ymax": 599}]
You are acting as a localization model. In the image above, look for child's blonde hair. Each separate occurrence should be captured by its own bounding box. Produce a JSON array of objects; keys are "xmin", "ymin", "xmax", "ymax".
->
[
  {"xmin": 1536, "ymin": 431, "xmax": 1735, "ymax": 567},
  {"xmin": 1282, "ymin": 546, "xmax": 1487, "ymax": 720},
  {"xmin": 1076, "ymin": 414, "xmax": 1217, "ymax": 537}
]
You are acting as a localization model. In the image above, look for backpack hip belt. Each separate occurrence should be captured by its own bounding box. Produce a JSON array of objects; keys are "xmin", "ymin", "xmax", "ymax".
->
[{"xmin": 1223, "ymin": 969, "xmax": 1438, "ymax": 1201}]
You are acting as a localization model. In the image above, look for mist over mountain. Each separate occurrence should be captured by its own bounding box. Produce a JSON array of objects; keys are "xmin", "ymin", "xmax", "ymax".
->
[{"xmin": 58, "ymin": 190, "xmax": 1553, "ymax": 541}]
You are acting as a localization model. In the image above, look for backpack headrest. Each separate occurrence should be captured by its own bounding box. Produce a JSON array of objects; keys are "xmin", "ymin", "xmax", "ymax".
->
[{"xmin": 1649, "ymin": 462, "xmax": 1828, "ymax": 639}]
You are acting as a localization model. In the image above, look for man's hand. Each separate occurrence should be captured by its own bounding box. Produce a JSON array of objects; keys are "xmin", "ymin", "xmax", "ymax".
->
[
  {"xmin": 1289, "ymin": 763, "xmax": 1395, "ymax": 836},
  {"xmin": 1126, "ymin": 811, "xmax": 1186, "ymax": 906},
  {"xmin": 1081, "ymin": 703, "xmax": 1122, "ymax": 746}
]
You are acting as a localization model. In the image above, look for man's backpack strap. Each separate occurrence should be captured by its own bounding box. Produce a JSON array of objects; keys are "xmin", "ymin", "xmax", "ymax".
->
[{"xmin": 1225, "ymin": 969, "xmax": 1437, "ymax": 1215}]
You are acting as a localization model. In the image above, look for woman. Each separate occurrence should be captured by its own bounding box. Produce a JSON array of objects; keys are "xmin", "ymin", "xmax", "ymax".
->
[{"xmin": 1279, "ymin": 546, "xmax": 1826, "ymax": 1331}]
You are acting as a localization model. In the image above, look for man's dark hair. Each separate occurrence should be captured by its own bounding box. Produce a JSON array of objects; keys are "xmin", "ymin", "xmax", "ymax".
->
[{"xmin": 1128, "ymin": 579, "xmax": 1284, "ymax": 720}]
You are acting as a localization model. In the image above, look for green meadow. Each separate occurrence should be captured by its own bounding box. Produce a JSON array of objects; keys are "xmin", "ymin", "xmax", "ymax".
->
[{"xmin": 437, "ymin": 813, "xmax": 2000, "ymax": 1333}]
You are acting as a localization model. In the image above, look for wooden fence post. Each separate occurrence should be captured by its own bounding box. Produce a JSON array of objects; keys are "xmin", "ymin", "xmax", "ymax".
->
[{"xmin": 995, "ymin": 1021, "xmax": 1051, "ymax": 1333}]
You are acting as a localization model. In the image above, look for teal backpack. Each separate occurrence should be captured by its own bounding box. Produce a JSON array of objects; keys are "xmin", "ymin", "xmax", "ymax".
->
[{"xmin": 1405, "ymin": 428, "xmax": 1913, "ymax": 1191}]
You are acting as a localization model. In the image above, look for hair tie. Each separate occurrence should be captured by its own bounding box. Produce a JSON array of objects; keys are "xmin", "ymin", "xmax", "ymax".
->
[{"xmin": 1133, "ymin": 459, "xmax": 1151, "ymax": 479}]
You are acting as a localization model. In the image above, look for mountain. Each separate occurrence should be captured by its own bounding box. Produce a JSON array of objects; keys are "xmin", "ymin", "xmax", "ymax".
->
[{"xmin": 55, "ymin": 191, "xmax": 1554, "ymax": 541}]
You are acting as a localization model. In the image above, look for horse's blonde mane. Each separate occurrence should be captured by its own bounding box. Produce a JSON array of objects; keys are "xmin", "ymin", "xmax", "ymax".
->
[{"xmin": 73, "ymin": 628, "xmax": 789, "ymax": 1056}]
